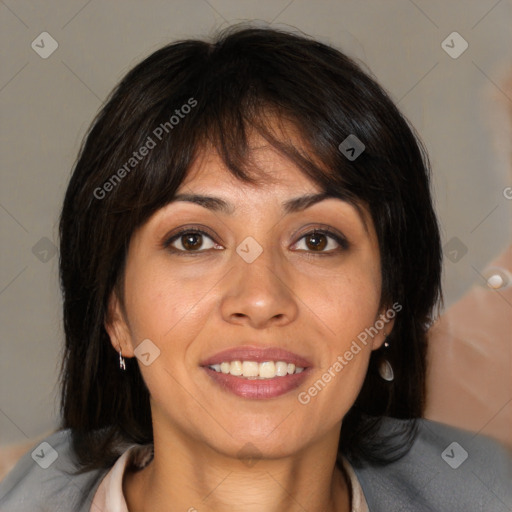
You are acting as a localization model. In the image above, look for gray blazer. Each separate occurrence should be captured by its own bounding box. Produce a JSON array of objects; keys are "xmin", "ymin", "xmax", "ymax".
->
[{"xmin": 0, "ymin": 417, "xmax": 510, "ymax": 511}]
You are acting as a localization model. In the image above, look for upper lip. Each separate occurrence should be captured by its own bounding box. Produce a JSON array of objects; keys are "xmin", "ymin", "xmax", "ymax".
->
[{"xmin": 200, "ymin": 345, "xmax": 312, "ymax": 368}]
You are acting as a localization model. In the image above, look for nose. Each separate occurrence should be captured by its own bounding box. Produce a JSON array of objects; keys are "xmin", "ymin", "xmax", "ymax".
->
[{"xmin": 220, "ymin": 245, "xmax": 299, "ymax": 329}]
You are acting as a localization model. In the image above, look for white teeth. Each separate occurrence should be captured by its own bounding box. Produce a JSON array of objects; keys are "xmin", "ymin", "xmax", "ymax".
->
[
  {"xmin": 208, "ymin": 360, "xmax": 305, "ymax": 378},
  {"xmin": 229, "ymin": 360, "xmax": 243, "ymax": 376},
  {"xmin": 259, "ymin": 361, "xmax": 275, "ymax": 378},
  {"xmin": 242, "ymin": 361, "xmax": 259, "ymax": 377},
  {"xmin": 275, "ymin": 361, "xmax": 288, "ymax": 376}
]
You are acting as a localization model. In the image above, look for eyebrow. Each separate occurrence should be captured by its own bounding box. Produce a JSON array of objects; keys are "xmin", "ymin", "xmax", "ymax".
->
[
  {"xmin": 168, "ymin": 191, "xmax": 368, "ymax": 232},
  {"xmin": 170, "ymin": 192, "xmax": 342, "ymax": 215}
]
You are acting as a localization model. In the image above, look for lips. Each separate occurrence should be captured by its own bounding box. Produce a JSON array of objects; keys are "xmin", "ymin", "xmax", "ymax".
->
[{"xmin": 200, "ymin": 345, "xmax": 312, "ymax": 400}]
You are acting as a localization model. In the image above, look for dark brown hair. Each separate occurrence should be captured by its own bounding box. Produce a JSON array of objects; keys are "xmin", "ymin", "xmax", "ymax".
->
[{"xmin": 58, "ymin": 24, "xmax": 442, "ymax": 475}]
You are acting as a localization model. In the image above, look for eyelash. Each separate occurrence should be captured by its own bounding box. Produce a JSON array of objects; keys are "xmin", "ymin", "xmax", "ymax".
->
[{"xmin": 162, "ymin": 226, "xmax": 349, "ymax": 257}]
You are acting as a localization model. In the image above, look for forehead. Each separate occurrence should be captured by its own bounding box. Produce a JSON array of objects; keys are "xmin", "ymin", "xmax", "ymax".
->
[
  {"xmin": 180, "ymin": 144, "xmax": 320, "ymax": 198},
  {"xmin": 181, "ymin": 112, "xmax": 329, "ymax": 192}
]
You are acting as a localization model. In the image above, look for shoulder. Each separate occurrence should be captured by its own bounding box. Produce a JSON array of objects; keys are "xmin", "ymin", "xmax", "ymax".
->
[
  {"xmin": 0, "ymin": 429, "xmax": 109, "ymax": 512},
  {"xmin": 350, "ymin": 417, "xmax": 512, "ymax": 512}
]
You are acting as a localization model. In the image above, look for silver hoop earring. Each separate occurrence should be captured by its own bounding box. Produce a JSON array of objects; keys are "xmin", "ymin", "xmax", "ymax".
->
[
  {"xmin": 119, "ymin": 349, "xmax": 126, "ymax": 371},
  {"xmin": 378, "ymin": 334, "xmax": 394, "ymax": 382}
]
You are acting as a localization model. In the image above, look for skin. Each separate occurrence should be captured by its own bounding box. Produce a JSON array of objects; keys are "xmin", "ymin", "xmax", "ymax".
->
[{"xmin": 106, "ymin": 131, "xmax": 394, "ymax": 512}]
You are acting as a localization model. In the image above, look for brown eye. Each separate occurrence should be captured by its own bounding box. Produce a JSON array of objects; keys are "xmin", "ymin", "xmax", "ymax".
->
[
  {"xmin": 181, "ymin": 233, "xmax": 203, "ymax": 251},
  {"xmin": 304, "ymin": 232, "xmax": 328, "ymax": 251},
  {"xmin": 293, "ymin": 228, "xmax": 349, "ymax": 254},
  {"xmin": 164, "ymin": 229, "xmax": 218, "ymax": 253}
]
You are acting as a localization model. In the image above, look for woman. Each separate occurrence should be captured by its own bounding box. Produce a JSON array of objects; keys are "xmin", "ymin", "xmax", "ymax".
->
[{"xmin": 0, "ymin": 25, "xmax": 510, "ymax": 512}]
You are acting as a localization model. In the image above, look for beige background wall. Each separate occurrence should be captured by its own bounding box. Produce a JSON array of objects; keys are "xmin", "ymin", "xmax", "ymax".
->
[{"xmin": 1, "ymin": 0, "xmax": 511, "ymax": 444}]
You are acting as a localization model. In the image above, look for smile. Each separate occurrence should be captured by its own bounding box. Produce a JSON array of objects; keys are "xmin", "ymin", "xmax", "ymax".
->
[
  {"xmin": 201, "ymin": 346, "xmax": 312, "ymax": 399},
  {"xmin": 208, "ymin": 360, "xmax": 305, "ymax": 379}
]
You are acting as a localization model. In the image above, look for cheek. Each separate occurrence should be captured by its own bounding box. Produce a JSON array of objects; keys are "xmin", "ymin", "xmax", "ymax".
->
[
  {"xmin": 310, "ymin": 268, "xmax": 381, "ymax": 343},
  {"xmin": 123, "ymin": 258, "xmax": 206, "ymax": 342},
  {"xmin": 299, "ymin": 264, "xmax": 381, "ymax": 404},
  {"xmin": 296, "ymin": 277, "xmax": 379, "ymax": 423}
]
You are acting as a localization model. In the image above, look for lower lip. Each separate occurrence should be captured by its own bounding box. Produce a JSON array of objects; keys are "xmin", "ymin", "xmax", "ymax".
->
[{"xmin": 203, "ymin": 367, "xmax": 310, "ymax": 399}]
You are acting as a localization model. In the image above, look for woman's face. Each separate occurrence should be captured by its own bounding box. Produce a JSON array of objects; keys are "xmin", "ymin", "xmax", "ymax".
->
[{"xmin": 107, "ymin": 136, "xmax": 392, "ymax": 460}]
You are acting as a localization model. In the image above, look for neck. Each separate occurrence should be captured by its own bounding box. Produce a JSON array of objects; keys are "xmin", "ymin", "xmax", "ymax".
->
[{"xmin": 123, "ymin": 424, "xmax": 350, "ymax": 512}]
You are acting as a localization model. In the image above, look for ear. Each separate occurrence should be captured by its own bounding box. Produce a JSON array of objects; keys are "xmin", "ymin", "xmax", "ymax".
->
[
  {"xmin": 370, "ymin": 307, "xmax": 396, "ymax": 351},
  {"xmin": 105, "ymin": 290, "xmax": 134, "ymax": 358}
]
